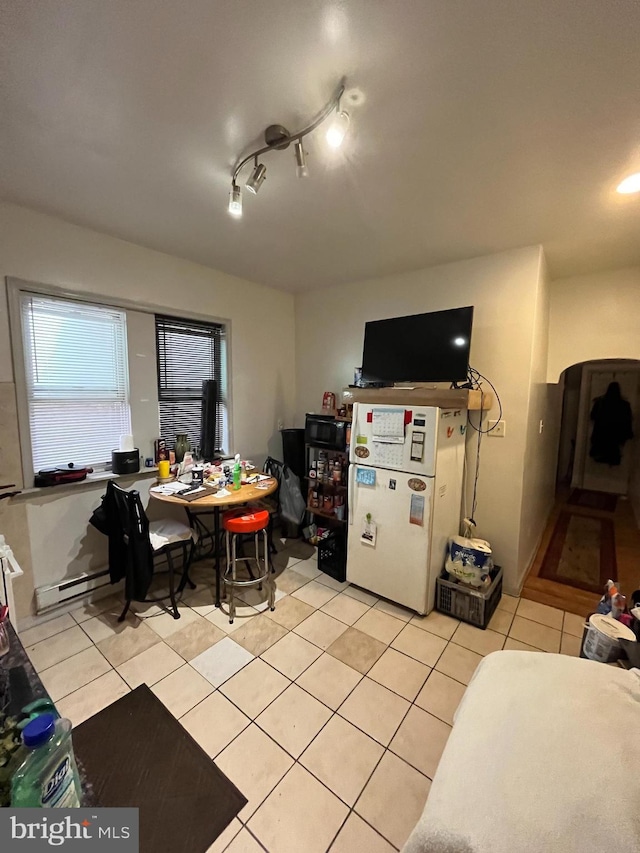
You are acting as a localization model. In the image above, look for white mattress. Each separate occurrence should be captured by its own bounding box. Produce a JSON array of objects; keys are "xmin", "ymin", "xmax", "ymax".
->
[{"xmin": 402, "ymin": 650, "xmax": 640, "ymax": 853}]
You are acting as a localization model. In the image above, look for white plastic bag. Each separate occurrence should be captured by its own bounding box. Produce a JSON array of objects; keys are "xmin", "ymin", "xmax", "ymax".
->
[{"xmin": 279, "ymin": 467, "xmax": 306, "ymax": 526}]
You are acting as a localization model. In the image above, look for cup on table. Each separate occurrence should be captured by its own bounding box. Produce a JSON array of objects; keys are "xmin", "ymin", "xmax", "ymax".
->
[{"xmin": 158, "ymin": 460, "xmax": 171, "ymax": 479}]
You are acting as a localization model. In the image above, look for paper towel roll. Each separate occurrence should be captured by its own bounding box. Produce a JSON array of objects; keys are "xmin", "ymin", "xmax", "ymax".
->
[{"xmin": 119, "ymin": 434, "xmax": 134, "ymax": 451}]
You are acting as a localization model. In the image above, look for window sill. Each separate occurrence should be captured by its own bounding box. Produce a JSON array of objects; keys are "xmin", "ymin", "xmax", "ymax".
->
[{"xmin": 10, "ymin": 468, "xmax": 160, "ymax": 501}]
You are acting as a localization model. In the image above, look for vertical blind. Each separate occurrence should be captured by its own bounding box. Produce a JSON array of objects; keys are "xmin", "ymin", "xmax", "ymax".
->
[
  {"xmin": 155, "ymin": 314, "xmax": 226, "ymax": 454},
  {"xmin": 21, "ymin": 294, "xmax": 131, "ymax": 471}
]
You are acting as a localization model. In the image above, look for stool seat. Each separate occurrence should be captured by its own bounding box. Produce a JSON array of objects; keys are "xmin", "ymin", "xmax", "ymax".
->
[{"xmin": 223, "ymin": 507, "xmax": 269, "ymax": 534}]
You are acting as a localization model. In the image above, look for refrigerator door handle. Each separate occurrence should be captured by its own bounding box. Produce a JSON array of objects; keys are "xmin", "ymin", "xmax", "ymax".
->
[{"xmin": 348, "ymin": 463, "xmax": 355, "ymax": 526}]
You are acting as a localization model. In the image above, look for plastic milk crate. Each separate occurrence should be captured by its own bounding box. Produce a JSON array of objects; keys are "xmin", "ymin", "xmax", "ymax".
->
[
  {"xmin": 436, "ymin": 565, "xmax": 503, "ymax": 630},
  {"xmin": 317, "ymin": 531, "xmax": 347, "ymax": 583}
]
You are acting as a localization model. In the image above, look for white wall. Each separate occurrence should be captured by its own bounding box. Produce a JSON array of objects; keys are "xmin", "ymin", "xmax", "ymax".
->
[
  {"xmin": 295, "ymin": 246, "xmax": 546, "ymax": 595},
  {"xmin": 548, "ymin": 266, "xmax": 640, "ymax": 381},
  {"xmin": 517, "ymin": 255, "xmax": 561, "ymax": 587},
  {"xmin": 0, "ymin": 202, "xmax": 296, "ymax": 622},
  {"xmin": 556, "ymin": 365, "xmax": 582, "ymax": 485}
]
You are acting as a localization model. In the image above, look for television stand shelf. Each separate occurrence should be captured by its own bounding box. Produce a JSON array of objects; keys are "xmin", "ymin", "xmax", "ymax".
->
[{"xmin": 342, "ymin": 387, "xmax": 493, "ymax": 411}]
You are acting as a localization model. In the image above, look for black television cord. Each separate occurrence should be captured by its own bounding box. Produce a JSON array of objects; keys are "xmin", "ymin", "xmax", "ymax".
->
[{"xmin": 462, "ymin": 366, "xmax": 503, "ymax": 530}]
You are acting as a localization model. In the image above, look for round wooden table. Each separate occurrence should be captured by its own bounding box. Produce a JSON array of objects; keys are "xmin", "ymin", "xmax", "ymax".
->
[{"xmin": 150, "ymin": 475, "xmax": 278, "ymax": 607}]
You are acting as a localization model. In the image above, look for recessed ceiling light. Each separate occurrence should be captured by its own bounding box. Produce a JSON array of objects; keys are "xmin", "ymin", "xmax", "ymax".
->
[{"xmin": 616, "ymin": 172, "xmax": 640, "ymax": 194}]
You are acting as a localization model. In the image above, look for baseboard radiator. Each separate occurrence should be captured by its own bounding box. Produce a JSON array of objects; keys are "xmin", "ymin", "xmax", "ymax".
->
[{"xmin": 35, "ymin": 568, "xmax": 113, "ymax": 613}]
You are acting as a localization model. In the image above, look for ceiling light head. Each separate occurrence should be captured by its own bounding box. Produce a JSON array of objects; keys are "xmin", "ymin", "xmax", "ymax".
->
[
  {"xmin": 246, "ymin": 162, "xmax": 267, "ymax": 194},
  {"xmin": 294, "ymin": 141, "xmax": 308, "ymax": 178},
  {"xmin": 228, "ymin": 183, "xmax": 242, "ymax": 218},
  {"xmin": 326, "ymin": 110, "xmax": 350, "ymax": 149},
  {"xmin": 616, "ymin": 172, "xmax": 640, "ymax": 194}
]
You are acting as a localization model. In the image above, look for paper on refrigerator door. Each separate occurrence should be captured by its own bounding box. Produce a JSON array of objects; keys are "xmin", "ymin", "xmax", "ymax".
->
[
  {"xmin": 409, "ymin": 494, "xmax": 425, "ymax": 526},
  {"xmin": 372, "ymin": 409, "xmax": 406, "ymax": 443},
  {"xmin": 361, "ymin": 516, "xmax": 377, "ymax": 547},
  {"xmin": 372, "ymin": 441, "xmax": 404, "ymax": 469},
  {"xmin": 356, "ymin": 467, "xmax": 376, "ymax": 486}
]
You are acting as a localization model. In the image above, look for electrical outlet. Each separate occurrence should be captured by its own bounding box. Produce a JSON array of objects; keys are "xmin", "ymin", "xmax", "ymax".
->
[
  {"xmin": 277, "ymin": 419, "xmax": 284, "ymax": 431},
  {"xmin": 488, "ymin": 419, "xmax": 506, "ymax": 437}
]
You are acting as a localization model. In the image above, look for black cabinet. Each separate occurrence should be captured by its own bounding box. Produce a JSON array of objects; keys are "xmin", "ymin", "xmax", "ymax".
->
[{"xmin": 304, "ymin": 412, "xmax": 350, "ymax": 582}]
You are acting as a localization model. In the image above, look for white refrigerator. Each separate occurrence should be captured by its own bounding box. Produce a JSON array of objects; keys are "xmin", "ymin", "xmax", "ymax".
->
[{"xmin": 347, "ymin": 403, "xmax": 466, "ymax": 614}]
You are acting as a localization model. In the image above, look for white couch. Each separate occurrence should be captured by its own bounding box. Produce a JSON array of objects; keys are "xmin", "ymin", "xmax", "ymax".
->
[{"xmin": 403, "ymin": 650, "xmax": 640, "ymax": 853}]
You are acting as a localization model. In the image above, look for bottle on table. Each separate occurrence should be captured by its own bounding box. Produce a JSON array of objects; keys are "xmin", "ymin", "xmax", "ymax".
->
[
  {"xmin": 233, "ymin": 454, "xmax": 242, "ymax": 491},
  {"xmin": 11, "ymin": 714, "xmax": 82, "ymax": 807}
]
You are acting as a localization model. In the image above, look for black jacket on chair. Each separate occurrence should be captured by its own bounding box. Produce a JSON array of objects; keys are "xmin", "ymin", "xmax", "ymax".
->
[{"xmin": 90, "ymin": 480, "xmax": 154, "ymax": 601}]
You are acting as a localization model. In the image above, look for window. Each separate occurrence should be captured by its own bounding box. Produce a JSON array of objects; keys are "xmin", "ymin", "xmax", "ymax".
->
[
  {"xmin": 155, "ymin": 314, "xmax": 227, "ymax": 454},
  {"xmin": 20, "ymin": 293, "xmax": 131, "ymax": 472}
]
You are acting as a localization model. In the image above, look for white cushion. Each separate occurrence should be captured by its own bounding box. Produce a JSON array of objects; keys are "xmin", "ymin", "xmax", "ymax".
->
[
  {"xmin": 402, "ymin": 650, "xmax": 640, "ymax": 853},
  {"xmin": 149, "ymin": 518, "xmax": 194, "ymax": 551}
]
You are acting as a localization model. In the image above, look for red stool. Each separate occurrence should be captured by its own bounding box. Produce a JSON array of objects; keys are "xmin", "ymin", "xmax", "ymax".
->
[{"xmin": 222, "ymin": 506, "xmax": 274, "ymax": 623}]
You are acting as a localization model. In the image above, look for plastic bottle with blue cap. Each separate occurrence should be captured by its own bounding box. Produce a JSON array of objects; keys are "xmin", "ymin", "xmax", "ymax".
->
[
  {"xmin": 11, "ymin": 713, "xmax": 81, "ymax": 807},
  {"xmin": 233, "ymin": 453, "xmax": 242, "ymax": 491}
]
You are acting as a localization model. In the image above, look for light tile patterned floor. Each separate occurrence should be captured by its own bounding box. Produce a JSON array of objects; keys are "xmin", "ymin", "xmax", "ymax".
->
[{"xmin": 25, "ymin": 542, "xmax": 585, "ymax": 853}]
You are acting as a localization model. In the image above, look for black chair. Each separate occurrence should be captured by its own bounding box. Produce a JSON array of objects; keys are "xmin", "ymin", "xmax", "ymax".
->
[
  {"xmin": 183, "ymin": 507, "xmax": 221, "ymax": 562},
  {"xmin": 96, "ymin": 481, "xmax": 196, "ymax": 622}
]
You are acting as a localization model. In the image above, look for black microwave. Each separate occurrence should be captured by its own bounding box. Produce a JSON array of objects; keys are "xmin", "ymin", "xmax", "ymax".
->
[{"xmin": 305, "ymin": 414, "xmax": 347, "ymax": 451}]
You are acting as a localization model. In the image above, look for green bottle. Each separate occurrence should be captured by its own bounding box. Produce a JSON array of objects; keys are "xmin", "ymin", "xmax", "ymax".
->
[
  {"xmin": 11, "ymin": 714, "xmax": 81, "ymax": 807},
  {"xmin": 233, "ymin": 453, "xmax": 242, "ymax": 491}
]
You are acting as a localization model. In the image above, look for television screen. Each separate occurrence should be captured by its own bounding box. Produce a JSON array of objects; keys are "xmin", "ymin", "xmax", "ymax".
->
[{"xmin": 361, "ymin": 306, "xmax": 474, "ymax": 384}]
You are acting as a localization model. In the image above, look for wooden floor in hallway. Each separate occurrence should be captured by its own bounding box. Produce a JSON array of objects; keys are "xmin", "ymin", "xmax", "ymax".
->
[{"xmin": 522, "ymin": 488, "xmax": 640, "ymax": 617}]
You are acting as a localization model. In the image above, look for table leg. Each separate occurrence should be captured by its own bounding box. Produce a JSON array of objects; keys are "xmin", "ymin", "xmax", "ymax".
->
[{"xmin": 215, "ymin": 507, "xmax": 221, "ymax": 607}]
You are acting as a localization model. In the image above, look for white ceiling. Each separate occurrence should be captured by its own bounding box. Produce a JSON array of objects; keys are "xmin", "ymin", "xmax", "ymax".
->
[{"xmin": 1, "ymin": 0, "xmax": 639, "ymax": 291}]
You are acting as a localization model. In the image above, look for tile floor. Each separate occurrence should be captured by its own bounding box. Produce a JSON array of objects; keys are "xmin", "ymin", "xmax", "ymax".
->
[{"xmin": 23, "ymin": 543, "xmax": 586, "ymax": 853}]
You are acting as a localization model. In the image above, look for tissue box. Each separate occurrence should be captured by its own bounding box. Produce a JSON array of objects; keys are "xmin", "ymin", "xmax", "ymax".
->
[{"xmin": 112, "ymin": 450, "xmax": 140, "ymax": 474}]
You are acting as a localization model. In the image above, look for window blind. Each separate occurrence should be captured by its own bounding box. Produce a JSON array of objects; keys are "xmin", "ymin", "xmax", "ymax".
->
[
  {"xmin": 21, "ymin": 294, "xmax": 131, "ymax": 472},
  {"xmin": 155, "ymin": 314, "xmax": 226, "ymax": 454}
]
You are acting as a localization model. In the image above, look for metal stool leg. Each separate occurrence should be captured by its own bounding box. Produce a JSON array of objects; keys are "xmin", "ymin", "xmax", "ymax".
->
[
  {"xmin": 264, "ymin": 529, "xmax": 275, "ymax": 611},
  {"xmin": 226, "ymin": 530, "xmax": 235, "ymax": 624},
  {"xmin": 255, "ymin": 531, "xmax": 262, "ymax": 591}
]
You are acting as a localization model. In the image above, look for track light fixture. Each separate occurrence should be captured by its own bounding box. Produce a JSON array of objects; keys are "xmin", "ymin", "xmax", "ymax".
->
[
  {"xmin": 326, "ymin": 111, "xmax": 350, "ymax": 149},
  {"xmin": 246, "ymin": 161, "xmax": 267, "ymax": 194},
  {"xmin": 228, "ymin": 77, "xmax": 348, "ymax": 217},
  {"xmin": 294, "ymin": 141, "xmax": 308, "ymax": 179},
  {"xmin": 228, "ymin": 183, "xmax": 242, "ymax": 217}
]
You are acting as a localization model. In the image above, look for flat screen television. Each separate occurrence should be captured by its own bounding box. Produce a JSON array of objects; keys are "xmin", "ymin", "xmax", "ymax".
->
[{"xmin": 361, "ymin": 306, "xmax": 474, "ymax": 384}]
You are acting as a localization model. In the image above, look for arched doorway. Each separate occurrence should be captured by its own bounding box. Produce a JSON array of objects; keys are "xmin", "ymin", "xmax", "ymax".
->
[
  {"xmin": 556, "ymin": 359, "xmax": 640, "ymax": 504},
  {"xmin": 522, "ymin": 358, "xmax": 640, "ymax": 615}
]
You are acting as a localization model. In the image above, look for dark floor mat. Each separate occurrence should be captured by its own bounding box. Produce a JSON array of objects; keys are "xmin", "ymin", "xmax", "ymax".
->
[
  {"xmin": 538, "ymin": 509, "xmax": 616, "ymax": 594},
  {"xmin": 567, "ymin": 489, "xmax": 618, "ymax": 513},
  {"xmin": 73, "ymin": 685, "xmax": 246, "ymax": 853}
]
